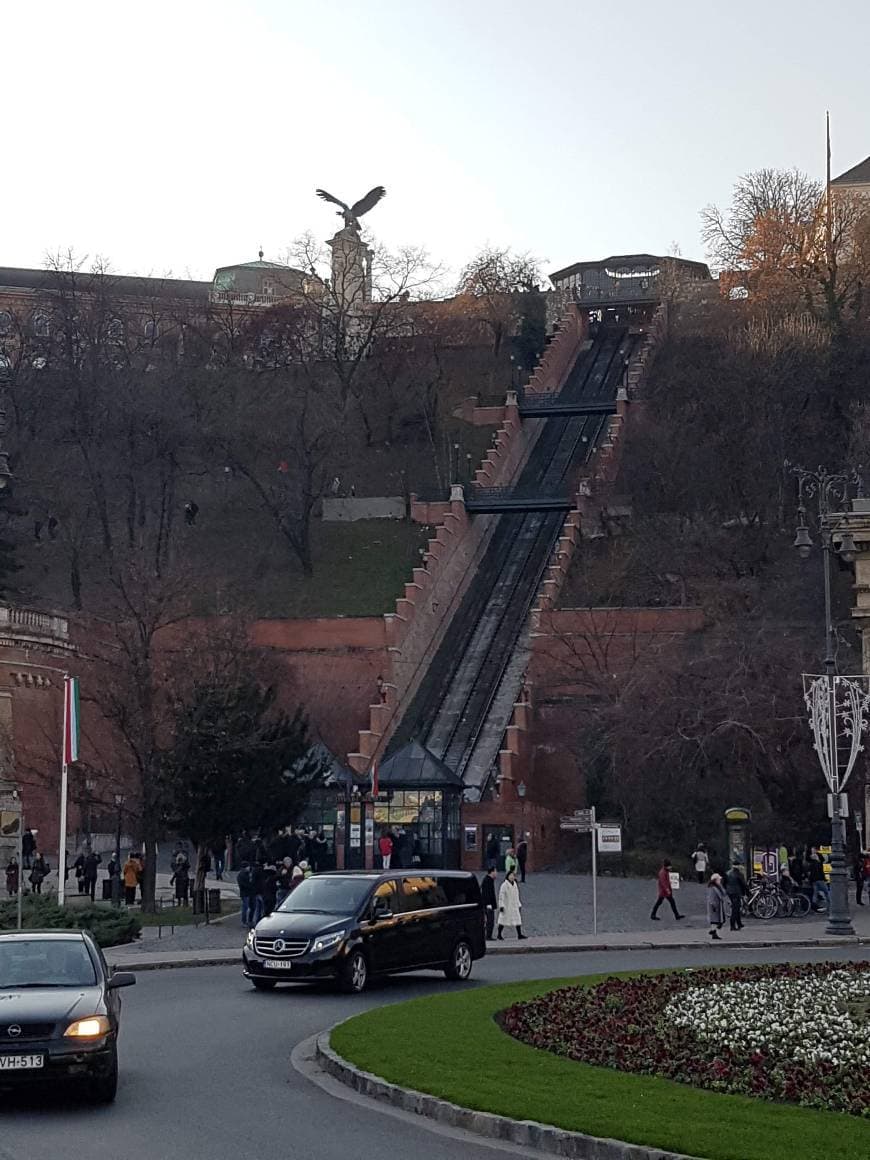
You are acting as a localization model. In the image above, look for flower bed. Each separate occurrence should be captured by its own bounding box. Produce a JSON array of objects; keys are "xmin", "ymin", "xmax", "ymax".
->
[{"xmin": 501, "ymin": 962, "xmax": 870, "ymax": 1117}]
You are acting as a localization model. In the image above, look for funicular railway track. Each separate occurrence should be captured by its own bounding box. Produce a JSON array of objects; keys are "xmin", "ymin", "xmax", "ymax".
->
[{"xmin": 387, "ymin": 327, "xmax": 637, "ymax": 786}]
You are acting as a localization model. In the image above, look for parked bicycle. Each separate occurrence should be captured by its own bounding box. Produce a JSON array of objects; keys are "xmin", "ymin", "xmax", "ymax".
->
[{"xmin": 742, "ymin": 876, "xmax": 810, "ymax": 920}]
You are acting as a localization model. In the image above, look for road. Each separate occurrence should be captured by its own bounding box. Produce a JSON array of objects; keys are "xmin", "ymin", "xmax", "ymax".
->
[{"xmin": 3, "ymin": 945, "xmax": 869, "ymax": 1160}]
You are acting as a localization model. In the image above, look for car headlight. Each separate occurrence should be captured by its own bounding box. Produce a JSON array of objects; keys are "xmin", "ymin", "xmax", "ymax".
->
[
  {"xmin": 313, "ymin": 931, "xmax": 346, "ymax": 953},
  {"xmin": 246, "ymin": 928, "xmax": 256, "ymax": 948},
  {"xmin": 65, "ymin": 1015, "xmax": 111, "ymax": 1039}
]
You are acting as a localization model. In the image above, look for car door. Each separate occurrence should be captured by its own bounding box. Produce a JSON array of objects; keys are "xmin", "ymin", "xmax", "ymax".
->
[
  {"xmin": 360, "ymin": 879, "xmax": 402, "ymax": 973},
  {"xmin": 397, "ymin": 875, "xmax": 448, "ymax": 967}
]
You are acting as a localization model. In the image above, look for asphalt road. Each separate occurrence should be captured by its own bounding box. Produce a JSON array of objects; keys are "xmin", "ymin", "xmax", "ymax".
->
[{"xmin": 3, "ymin": 945, "xmax": 869, "ymax": 1160}]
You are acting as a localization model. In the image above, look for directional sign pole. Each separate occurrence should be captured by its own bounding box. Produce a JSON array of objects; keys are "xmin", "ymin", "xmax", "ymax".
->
[
  {"xmin": 590, "ymin": 806, "xmax": 598, "ymax": 935},
  {"xmin": 16, "ymin": 810, "xmax": 23, "ymax": 931}
]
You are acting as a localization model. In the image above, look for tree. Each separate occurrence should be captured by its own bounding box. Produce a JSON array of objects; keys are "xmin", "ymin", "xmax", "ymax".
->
[
  {"xmin": 161, "ymin": 669, "xmax": 326, "ymax": 884},
  {"xmin": 702, "ymin": 168, "xmax": 870, "ymax": 328},
  {"xmin": 457, "ymin": 247, "xmax": 543, "ymax": 357}
]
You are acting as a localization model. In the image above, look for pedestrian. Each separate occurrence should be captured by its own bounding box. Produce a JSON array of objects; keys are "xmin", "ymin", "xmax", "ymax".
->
[
  {"xmin": 83, "ymin": 848, "xmax": 102, "ymax": 902},
  {"xmin": 690, "ymin": 843, "xmax": 709, "ymax": 885},
  {"xmin": 504, "ymin": 846, "xmax": 518, "ymax": 876},
  {"xmin": 484, "ymin": 832, "xmax": 500, "ymax": 871},
  {"xmin": 650, "ymin": 859, "xmax": 685, "ymax": 922},
  {"xmin": 854, "ymin": 851, "xmax": 866, "ymax": 906},
  {"xmin": 276, "ymin": 858, "xmax": 294, "ymax": 906},
  {"xmin": 706, "ymin": 873, "xmax": 728, "ymax": 940},
  {"xmin": 481, "ymin": 866, "xmax": 497, "ymax": 940},
  {"xmin": 497, "ymin": 868, "xmax": 526, "ymax": 940},
  {"xmin": 260, "ymin": 862, "xmax": 278, "ymax": 917},
  {"xmin": 122, "ymin": 851, "xmax": 140, "ymax": 906},
  {"xmin": 378, "ymin": 830, "xmax": 393, "ymax": 870},
  {"xmin": 724, "ymin": 862, "xmax": 747, "ymax": 931},
  {"xmin": 73, "ymin": 850, "xmax": 87, "ymax": 894},
  {"xmin": 22, "ymin": 827, "xmax": 35, "ymax": 870},
  {"xmin": 236, "ymin": 830, "xmax": 254, "ymax": 868},
  {"xmin": 107, "ymin": 853, "xmax": 121, "ymax": 899},
  {"xmin": 29, "ymin": 851, "xmax": 49, "ymax": 895},
  {"xmin": 286, "ymin": 829, "xmax": 302, "ymax": 866},
  {"xmin": 211, "ymin": 840, "xmax": 226, "ymax": 881},
  {"xmin": 171, "ymin": 853, "xmax": 191, "ymax": 906},
  {"xmin": 237, "ymin": 861, "xmax": 256, "ymax": 927},
  {"xmin": 516, "ymin": 835, "xmax": 529, "ymax": 883},
  {"xmin": 5, "ymin": 856, "xmax": 19, "ymax": 897},
  {"xmin": 808, "ymin": 850, "xmax": 829, "ymax": 911},
  {"xmin": 310, "ymin": 830, "xmax": 329, "ymax": 873},
  {"xmin": 184, "ymin": 500, "xmax": 199, "ymax": 526},
  {"xmin": 299, "ymin": 860, "xmax": 312, "ymax": 880}
]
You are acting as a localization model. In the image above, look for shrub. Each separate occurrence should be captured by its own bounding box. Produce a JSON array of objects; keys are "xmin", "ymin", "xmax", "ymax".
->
[{"xmin": 0, "ymin": 895, "xmax": 141, "ymax": 947}]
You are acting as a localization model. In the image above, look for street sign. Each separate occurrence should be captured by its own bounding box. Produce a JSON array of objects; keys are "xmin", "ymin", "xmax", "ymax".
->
[
  {"xmin": 596, "ymin": 825, "xmax": 622, "ymax": 853},
  {"xmin": 560, "ymin": 820, "xmax": 594, "ymax": 832}
]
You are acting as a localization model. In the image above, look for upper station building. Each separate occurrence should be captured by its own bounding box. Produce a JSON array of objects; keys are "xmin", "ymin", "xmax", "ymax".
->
[{"xmin": 549, "ymin": 252, "xmax": 711, "ymax": 323}]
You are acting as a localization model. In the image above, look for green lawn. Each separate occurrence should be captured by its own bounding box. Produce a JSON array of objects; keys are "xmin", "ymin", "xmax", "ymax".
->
[{"xmin": 330, "ymin": 975, "xmax": 870, "ymax": 1160}]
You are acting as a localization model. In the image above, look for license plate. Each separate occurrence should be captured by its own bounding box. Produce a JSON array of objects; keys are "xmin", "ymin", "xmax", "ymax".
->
[
  {"xmin": 263, "ymin": 960, "xmax": 293, "ymax": 970},
  {"xmin": 0, "ymin": 1055, "xmax": 44, "ymax": 1070}
]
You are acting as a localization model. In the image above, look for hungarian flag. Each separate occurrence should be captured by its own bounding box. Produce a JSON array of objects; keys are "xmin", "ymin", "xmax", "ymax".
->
[
  {"xmin": 371, "ymin": 759, "xmax": 378, "ymax": 798},
  {"xmin": 63, "ymin": 676, "xmax": 80, "ymax": 765}
]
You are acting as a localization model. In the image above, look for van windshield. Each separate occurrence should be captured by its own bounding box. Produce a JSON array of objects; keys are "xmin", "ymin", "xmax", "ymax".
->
[{"xmin": 276, "ymin": 877, "xmax": 375, "ymax": 915}]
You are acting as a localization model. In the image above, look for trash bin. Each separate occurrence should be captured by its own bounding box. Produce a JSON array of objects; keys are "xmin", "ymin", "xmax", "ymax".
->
[
  {"xmin": 101, "ymin": 880, "xmax": 112, "ymax": 901},
  {"xmin": 208, "ymin": 888, "xmax": 221, "ymax": 916}
]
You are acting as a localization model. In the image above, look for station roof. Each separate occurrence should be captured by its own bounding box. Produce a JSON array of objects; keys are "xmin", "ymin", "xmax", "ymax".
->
[{"xmin": 550, "ymin": 253, "xmax": 710, "ymax": 284}]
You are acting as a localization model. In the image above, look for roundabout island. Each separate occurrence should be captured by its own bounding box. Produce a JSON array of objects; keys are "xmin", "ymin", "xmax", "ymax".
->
[{"xmin": 327, "ymin": 966, "xmax": 870, "ymax": 1160}]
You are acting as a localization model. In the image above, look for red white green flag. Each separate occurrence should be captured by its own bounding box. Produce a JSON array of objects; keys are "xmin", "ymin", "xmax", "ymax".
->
[{"xmin": 63, "ymin": 676, "xmax": 80, "ymax": 765}]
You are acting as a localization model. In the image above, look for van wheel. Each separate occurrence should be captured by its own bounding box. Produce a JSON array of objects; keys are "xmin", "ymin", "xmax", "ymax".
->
[
  {"xmin": 252, "ymin": 977, "xmax": 277, "ymax": 991},
  {"xmin": 339, "ymin": 949, "xmax": 369, "ymax": 994},
  {"xmin": 444, "ymin": 939, "xmax": 473, "ymax": 981}
]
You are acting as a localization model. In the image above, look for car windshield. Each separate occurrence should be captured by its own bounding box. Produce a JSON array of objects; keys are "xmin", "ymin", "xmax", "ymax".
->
[
  {"xmin": 0, "ymin": 939, "xmax": 97, "ymax": 988},
  {"xmin": 276, "ymin": 876, "xmax": 375, "ymax": 915}
]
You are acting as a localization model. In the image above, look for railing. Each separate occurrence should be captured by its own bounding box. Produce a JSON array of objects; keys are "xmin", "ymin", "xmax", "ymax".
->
[
  {"xmin": 0, "ymin": 606, "xmax": 68, "ymax": 640},
  {"xmin": 465, "ymin": 485, "xmax": 573, "ymax": 512},
  {"xmin": 517, "ymin": 392, "xmax": 618, "ymax": 415},
  {"xmin": 209, "ymin": 291, "xmax": 279, "ymax": 306}
]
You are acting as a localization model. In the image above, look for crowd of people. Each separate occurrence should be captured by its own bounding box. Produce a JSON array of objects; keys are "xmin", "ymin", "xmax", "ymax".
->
[{"xmin": 236, "ymin": 827, "xmax": 330, "ymax": 927}]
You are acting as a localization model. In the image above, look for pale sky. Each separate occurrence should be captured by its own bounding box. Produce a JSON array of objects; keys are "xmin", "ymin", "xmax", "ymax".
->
[{"xmin": 3, "ymin": 0, "xmax": 869, "ymax": 285}]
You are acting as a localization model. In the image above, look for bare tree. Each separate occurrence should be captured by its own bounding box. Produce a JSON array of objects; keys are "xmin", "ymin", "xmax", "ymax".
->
[{"xmin": 457, "ymin": 246, "xmax": 543, "ymax": 357}]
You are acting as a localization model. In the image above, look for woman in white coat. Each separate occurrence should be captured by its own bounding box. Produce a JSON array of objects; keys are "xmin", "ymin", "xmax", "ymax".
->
[{"xmin": 497, "ymin": 868, "xmax": 527, "ymax": 940}]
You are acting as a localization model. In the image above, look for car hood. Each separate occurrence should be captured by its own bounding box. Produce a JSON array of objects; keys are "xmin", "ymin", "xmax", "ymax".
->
[
  {"xmin": 0, "ymin": 986, "xmax": 105, "ymax": 1023},
  {"xmin": 253, "ymin": 912, "xmax": 350, "ymax": 940}
]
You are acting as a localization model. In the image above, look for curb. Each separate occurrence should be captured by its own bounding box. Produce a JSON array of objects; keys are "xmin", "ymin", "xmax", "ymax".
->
[
  {"xmin": 106, "ymin": 953, "xmax": 240, "ymax": 972},
  {"xmin": 315, "ymin": 1029, "xmax": 698, "ymax": 1160}
]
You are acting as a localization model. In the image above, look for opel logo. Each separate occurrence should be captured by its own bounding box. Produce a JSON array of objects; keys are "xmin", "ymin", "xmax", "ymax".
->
[
  {"xmin": 6, "ymin": 1025, "xmax": 21, "ymax": 1038},
  {"xmin": 273, "ymin": 939, "xmax": 285, "ymax": 953}
]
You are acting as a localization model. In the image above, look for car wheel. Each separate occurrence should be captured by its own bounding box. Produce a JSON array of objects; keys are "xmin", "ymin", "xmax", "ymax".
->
[
  {"xmin": 252, "ymin": 977, "xmax": 277, "ymax": 991},
  {"xmin": 444, "ymin": 939, "xmax": 473, "ymax": 981},
  {"xmin": 90, "ymin": 1045, "xmax": 119, "ymax": 1104},
  {"xmin": 339, "ymin": 949, "xmax": 368, "ymax": 994}
]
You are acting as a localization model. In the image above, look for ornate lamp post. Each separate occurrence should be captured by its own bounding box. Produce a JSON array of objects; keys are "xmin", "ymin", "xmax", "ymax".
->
[{"xmin": 791, "ymin": 464, "xmax": 870, "ymax": 936}]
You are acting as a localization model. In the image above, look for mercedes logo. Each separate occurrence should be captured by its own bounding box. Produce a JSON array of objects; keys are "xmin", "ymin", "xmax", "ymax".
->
[
  {"xmin": 6, "ymin": 1025, "xmax": 21, "ymax": 1038},
  {"xmin": 273, "ymin": 939, "xmax": 285, "ymax": 953}
]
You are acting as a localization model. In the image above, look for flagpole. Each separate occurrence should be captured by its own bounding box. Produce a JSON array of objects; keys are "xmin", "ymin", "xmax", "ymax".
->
[
  {"xmin": 825, "ymin": 110, "xmax": 833, "ymax": 272},
  {"xmin": 57, "ymin": 674, "xmax": 70, "ymax": 906}
]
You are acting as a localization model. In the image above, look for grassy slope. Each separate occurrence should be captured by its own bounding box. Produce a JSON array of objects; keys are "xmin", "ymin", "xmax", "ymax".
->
[{"xmin": 330, "ymin": 976, "xmax": 870, "ymax": 1160}]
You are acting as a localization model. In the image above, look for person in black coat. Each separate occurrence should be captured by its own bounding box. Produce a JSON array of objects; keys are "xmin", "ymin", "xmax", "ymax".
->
[
  {"xmin": 724, "ymin": 863, "xmax": 747, "ymax": 931},
  {"xmin": 484, "ymin": 833, "xmax": 500, "ymax": 871},
  {"xmin": 481, "ymin": 866, "xmax": 497, "ymax": 940}
]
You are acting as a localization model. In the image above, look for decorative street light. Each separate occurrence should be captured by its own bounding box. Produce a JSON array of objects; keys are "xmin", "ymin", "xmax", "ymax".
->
[{"xmin": 791, "ymin": 463, "xmax": 870, "ymax": 936}]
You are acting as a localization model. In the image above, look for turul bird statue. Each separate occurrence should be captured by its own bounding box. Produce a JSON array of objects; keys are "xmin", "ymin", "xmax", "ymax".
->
[{"xmin": 315, "ymin": 186, "xmax": 386, "ymax": 231}]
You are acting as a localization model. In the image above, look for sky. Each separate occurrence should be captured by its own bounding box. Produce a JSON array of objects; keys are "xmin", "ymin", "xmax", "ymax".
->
[{"xmin": 3, "ymin": 0, "xmax": 870, "ymax": 285}]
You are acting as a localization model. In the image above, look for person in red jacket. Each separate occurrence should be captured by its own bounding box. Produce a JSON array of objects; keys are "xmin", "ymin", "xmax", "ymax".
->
[
  {"xmin": 378, "ymin": 831, "xmax": 394, "ymax": 870},
  {"xmin": 650, "ymin": 859, "xmax": 685, "ymax": 922}
]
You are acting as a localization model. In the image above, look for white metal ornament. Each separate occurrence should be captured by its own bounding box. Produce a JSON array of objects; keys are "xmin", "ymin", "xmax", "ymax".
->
[{"xmin": 803, "ymin": 674, "xmax": 870, "ymax": 794}]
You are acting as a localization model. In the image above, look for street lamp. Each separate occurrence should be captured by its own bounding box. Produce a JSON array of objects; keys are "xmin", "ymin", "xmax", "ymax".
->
[{"xmin": 791, "ymin": 463, "xmax": 868, "ymax": 936}]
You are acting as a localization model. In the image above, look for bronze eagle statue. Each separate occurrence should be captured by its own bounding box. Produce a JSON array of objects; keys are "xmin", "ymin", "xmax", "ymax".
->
[{"xmin": 315, "ymin": 185, "xmax": 386, "ymax": 231}]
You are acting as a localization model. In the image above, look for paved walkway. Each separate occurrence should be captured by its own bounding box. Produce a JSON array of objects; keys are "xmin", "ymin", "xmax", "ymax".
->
[{"xmin": 106, "ymin": 871, "xmax": 870, "ymax": 968}]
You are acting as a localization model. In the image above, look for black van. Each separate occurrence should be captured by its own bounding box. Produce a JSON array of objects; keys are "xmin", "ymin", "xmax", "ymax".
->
[{"xmin": 242, "ymin": 870, "xmax": 485, "ymax": 993}]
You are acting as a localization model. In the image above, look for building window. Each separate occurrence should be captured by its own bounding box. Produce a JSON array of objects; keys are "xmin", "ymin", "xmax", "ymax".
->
[
  {"xmin": 32, "ymin": 313, "xmax": 50, "ymax": 338},
  {"xmin": 144, "ymin": 319, "xmax": 159, "ymax": 342},
  {"xmin": 107, "ymin": 319, "xmax": 124, "ymax": 344},
  {"xmin": 0, "ymin": 312, "xmax": 12, "ymax": 336}
]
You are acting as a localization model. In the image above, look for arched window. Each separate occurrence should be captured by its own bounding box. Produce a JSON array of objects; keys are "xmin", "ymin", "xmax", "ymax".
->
[
  {"xmin": 0, "ymin": 311, "xmax": 12, "ymax": 336},
  {"xmin": 32, "ymin": 312, "xmax": 50, "ymax": 338},
  {"xmin": 144, "ymin": 319, "xmax": 159, "ymax": 342},
  {"xmin": 107, "ymin": 318, "xmax": 124, "ymax": 344}
]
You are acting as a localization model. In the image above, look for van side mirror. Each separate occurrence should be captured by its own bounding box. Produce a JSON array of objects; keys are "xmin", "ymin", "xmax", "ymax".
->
[{"xmin": 371, "ymin": 899, "xmax": 392, "ymax": 922}]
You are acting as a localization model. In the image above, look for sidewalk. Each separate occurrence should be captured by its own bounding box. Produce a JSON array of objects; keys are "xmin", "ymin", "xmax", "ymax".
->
[{"xmin": 106, "ymin": 914, "xmax": 870, "ymax": 971}]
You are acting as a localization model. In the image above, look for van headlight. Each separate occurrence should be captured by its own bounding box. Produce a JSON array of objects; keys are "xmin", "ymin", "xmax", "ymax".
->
[{"xmin": 313, "ymin": 931, "xmax": 345, "ymax": 953}]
